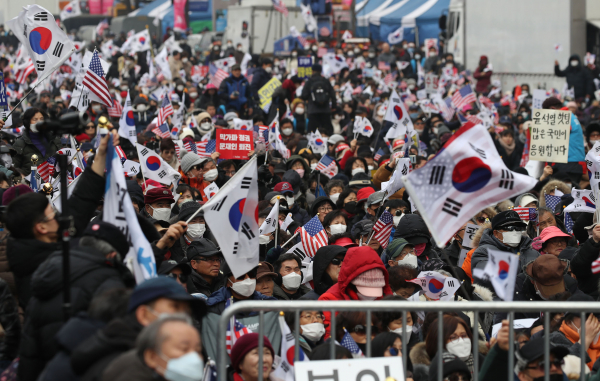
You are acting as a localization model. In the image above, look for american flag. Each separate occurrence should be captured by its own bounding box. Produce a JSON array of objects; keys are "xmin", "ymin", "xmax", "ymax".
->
[
  {"xmin": 115, "ymin": 145, "xmax": 127, "ymax": 164},
  {"xmin": 157, "ymin": 96, "xmax": 174, "ymax": 127},
  {"xmin": 37, "ymin": 157, "xmax": 57, "ymax": 183},
  {"xmin": 440, "ymin": 97, "xmax": 455, "ymax": 122},
  {"xmin": 209, "ymin": 64, "xmax": 228, "ymax": 87},
  {"xmin": 225, "ymin": 315, "xmax": 252, "ymax": 355},
  {"xmin": 96, "ymin": 19, "xmax": 109, "ymax": 37},
  {"xmin": 564, "ymin": 212, "xmax": 574, "ymax": 234},
  {"xmin": 451, "ymin": 84, "xmax": 476, "ymax": 110},
  {"xmin": 339, "ymin": 328, "xmax": 363, "ymax": 357},
  {"xmin": 513, "ymin": 207, "xmax": 538, "ymax": 222},
  {"xmin": 315, "ymin": 155, "xmax": 338, "ymax": 179},
  {"xmin": 152, "ymin": 123, "xmax": 171, "ymax": 139},
  {"xmin": 374, "ymin": 148, "xmax": 385, "ymax": 162},
  {"xmin": 15, "ymin": 58, "xmax": 35, "ymax": 84},
  {"xmin": 592, "ymin": 256, "xmax": 600, "ymax": 274},
  {"xmin": 300, "ymin": 215, "xmax": 328, "ymax": 258},
  {"xmin": 82, "ymin": 51, "xmax": 112, "ymax": 107},
  {"xmin": 544, "ymin": 193, "xmax": 561, "ymax": 213},
  {"xmin": 185, "ymin": 140, "xmax": 216, "ymax": 158},
  {"xmin": 458, "ymin": 113, "xmax": 483, "ymax": 126},
  {"xmin": 107, "ymin": 98, "xmax": 123, "ymax": 118},
  {"xmin": 272, "ymin": 0, "xmax": 288, "ymax": 16},
  {"xmin": 478, "ymin": 95, "xmax": 494, "ymax": 108},
  {"xmin": 383, "ymin": 73, "xmax": 395, "ymax": 86},
  {"xmin": 372, "ymin": 210, "xmax": 394, "ymax": 249},
  {"xmin": 315, "ymin": 155, "xmax": 334, "ymax": 172}
]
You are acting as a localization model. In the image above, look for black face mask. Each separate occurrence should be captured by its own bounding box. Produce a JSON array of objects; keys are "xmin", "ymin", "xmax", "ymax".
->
[
  {"xmin": 356, "ymin": 342, "xmax": 367, "ymax": 354},
  {"xmin": 532, "ymin": 374, "xmax": 563, "ymax": 381},
  {"xmin": 344, "ymin": 201, "xmax": 358, "ymax": 215}
]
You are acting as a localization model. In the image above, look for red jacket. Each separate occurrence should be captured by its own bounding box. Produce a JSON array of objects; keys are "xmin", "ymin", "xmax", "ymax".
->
[{"xmin": 318, "ymin": 246, "xmax": 392, "ymax": 337}]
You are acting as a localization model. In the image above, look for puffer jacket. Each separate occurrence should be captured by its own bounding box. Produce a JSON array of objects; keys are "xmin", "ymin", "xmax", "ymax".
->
[
  {"xmin": 554, "ymin": 54, "xmax": 594, "ymax": 99},
  {"xmin": 13, "ymin": 130, "xmax": 61, "ymax": 175},
  {"xmin": 393, "ymin": 214, "xmax": 440, "ymax": 261},
  {"xmin": 319, "ymin": 246, "xmax": 392, "ymax": 337},
  {"xmin": 471, "ymin": 229, "xmax": 540, "ymax": 276},
  {"xmin": 300, "ymin": 245, "xmax": 347, "ymax": 300}
]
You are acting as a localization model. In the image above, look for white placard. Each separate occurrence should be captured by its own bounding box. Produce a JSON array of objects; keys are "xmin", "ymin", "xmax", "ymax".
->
[
  {"xmin": 462, "ymin": 223, "xmax": 479, "ymax": 249},
  {"xmin": 529, "ymin": 109, "xmax": 571, "ymax": 163},
  {"xmin": 532, "ymin": 89, "xmax": 548, "ymax": 110},
  {"xmin": 492, "ymin": 318, "xmax": 538, "ymax": 338},
  {"xmin": 295, "ymin": 357, "xmax": 404, "ymax": 381},
  {"xmin": 457, "ymin": 248, "xmax": 469, "ymax": 268},
  {"xmin": 424, "ymin": 73, "xmax": 439, "ymax": 94}
]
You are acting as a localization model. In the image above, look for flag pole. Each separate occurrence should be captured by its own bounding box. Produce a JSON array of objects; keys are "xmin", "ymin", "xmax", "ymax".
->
[
  {"xmin": 3, "ymin": 48, "xmax": 75, "ymax": 122},
  {"xmin": 281, "ymin": 232, "xmax": 298, "ymax": 248},
  {"xmin": 145, "ymin": 25, "xmax": 155, "ymax": 60},
  {"xmin": 274, "ymin": 196, "xmax": 280, "ymax": 247}
]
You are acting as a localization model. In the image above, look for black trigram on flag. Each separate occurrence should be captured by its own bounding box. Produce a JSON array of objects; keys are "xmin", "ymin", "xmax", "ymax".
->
[
  {"xmin": 241, "ymin": 177, "xmax": 252, "ymax": 189},
  {"xmin": 469, "ymin": 143, "xmax": 486, "ymax": 159},
  {"xmin": 36, "ymin": 61, "xmax": 45, "ymax": 71},
  {"xmin": 240, "ymin": 222, "xmax": 255, "ymax": 240},
  {"xmin": 140, "ymin": 148, "xmax": 149, "ymax": 156},
  {"xmin": 292, "ymin": 246, "xmax": 306, "ymax": 260},
  {"xmin": 401, "ymin": 163, "xmax": 408, "ymax": 175},
  {"xmin": 442, "ymin": 198, "xmax": 462, "ymax": 217},
  {"xmin": 446, "ymin": 279, "xmax": 456, "ymax": 288},
  {"xmin": 52, "ymin": 42, "xmax": 64, "ymax": 57},
  {"xmin": 429, "ymin": 166, "xmax": 445, "ymax": 185},
  {"xmin": 210, "ymin": 195, "xmax": 227, "ymax": 211},
  {"xmin": 232, "ymin": 242, "xmax": 239, "ymax": 255},
  {"xmin": 34, "ymin": 12, "xmax": 48, "ymax": 21},
  {"xmin": 587, "ymin": 160, "xmax": 593, "ymax": 168},
  {"xmin": 499, "ymin": 169, "xmax": 514, "ymax": 190}
]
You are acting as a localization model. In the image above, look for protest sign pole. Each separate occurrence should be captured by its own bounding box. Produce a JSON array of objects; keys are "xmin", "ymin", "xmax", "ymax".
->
[{"xmin": 365, "ymin": 195, "xmax": 387, "ymax": 245}]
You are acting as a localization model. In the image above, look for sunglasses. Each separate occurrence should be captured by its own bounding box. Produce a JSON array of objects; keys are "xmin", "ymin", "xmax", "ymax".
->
[
  {"xmin": 501, "ymin": 225, "xmax": 525, "ymax": 232},
  {"xmin": 166, "ymin": 273, "xmax": 189, "ymax": 283},
  {"xmin": 352, "ymin": 325, "xmax": 379, "ymax": 335},
  {"xmin": 476, "ymin": 217, "xmax": 487, "ymax": 223},
  {"xmin": 331, "ymin": 258, "xmax": 343, "ymax": 266},
  {"xmin": 526, "ymin": 358, "xmax": 564, "ymax": 372}
]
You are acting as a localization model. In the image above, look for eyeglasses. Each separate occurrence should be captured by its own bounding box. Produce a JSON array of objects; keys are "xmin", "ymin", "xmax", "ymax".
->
[
  {"xmin": 318, "ymin": 206, "xmax": 333, "ymax": 213},
  {"xmin": 300, "ymin": 313, "xmax": 324, "ymax": 321},
  {"xmin": 352, "ymin": 325, "xmax": 379, "ymax": 335},
  {"xmin": 526, "ymin": 358, "xmax": 564, "ymax": 371},
  {"xmin": 448, "ymin": 333, "xmax": 469, "ymax": 342},
  {"xmin": 225, "ymin": 169, "xmax": 236, "ymax": 176},
  {"xmin": 195, "ymin": 257, "xmax": 222, "ymax": 264},
  {"xmin": 331, "ymin": 258, "xmax": 344, "ymax": 266},
  {"xmin": 166, "ymin": 273, "xmax": 189, "ymax": 283}
]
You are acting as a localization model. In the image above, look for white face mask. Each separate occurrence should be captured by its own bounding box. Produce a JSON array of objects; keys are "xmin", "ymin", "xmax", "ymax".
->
[
  {"xmin": 30, "ymin": 123, "xmax": 39, "ymax": 133},
  {"xmin": 351, "ymin": 167, "xmax": 365, "ymax": 176},
  {"xmin": 295, "ymin": 107, "xmax": 305, "ymax": 115},
  {"xmin": 230, "ymin": 278, "xmax": 256, "ymax": 297},
  {"xmin": 377, "ymin": 108, "xmax": 386, "ymax": 116},
  {"xmin": 368, "ymin": 165, "xmax": 374, "ymax": 171},
  {"xmin": 200, "ymin": 122, "xmax": 212, "ymax": 131},
  {"xmin": 329, "ymin": 223, "xmax": 346, "ymax": 235},
  {"xmin": 141, "ymin": 87, "xmax": 150, "ymax": 95},
  {"xmin": 570, "ymin": 60, "xmax": 579, "ymax": 67},
  {"xmin": 265, "ymin": 66, "xmax": 273, "ymax": 73},
  {"xmin": 390, "ymin": 325, "xmax": 412, "ymax": 340},
  {"xmin": 282, "ymin": 128, "xmax": 293, "ymax": 136},
  {"xmin": 259, "ymin": 234, "xmax": 271, "ymax": 245},
  {"xmin": 292, "ymin": 52, "xmax": 298, "ymax": 57},
  {"xmin": 396, "ymin": 254, "xmax": 418, "ymax": 268},
  {"xmin": 286, "ymin": 196, "xmax": 295, "ymax": 207},
  {"xmin": 182, "ymin": 58, "xmax": 189, "ymax": 64},
  {"xmin": 369, "ymin": 53, "xmax": 375, "ymax": 58},
  {"xmin": 162, "ymin": 351, "xmax": 204, "ymax": 381},
  {"xmin": 446, "ymin": 338, "xmax": 471, "ymax": 361},
  {"xmin": 310, "ymin": 163, "xmax": 318, "ymax": 170},
  {"xmin": 502, "ymin": 231, "xmax": 522, "ymax": 247},
  {"xmin": 137, "ymin": 104, "xmax": 147, "ymax": 112},
  {"xmin": 204, "ymin": 168, "xmax": 218, "ymax": 181},
  {"xmin": 177, "ymin": 85, "xmax": 184, "ymax": 91},
  {"xmin": 329, "ymin": 193, "xmax": 340, "ymax": 203},
  {"xmin": 186, "ymin": 223, "xmax": 205, "ymax": 240},
  {"xmin": 282, "ymin": 272, "xmax": 302, "ymax": 290},
  {"xmin": 92, "ymin": 105, "xmax": 102, "ymax": 112},
  {"xmin": 591, "ymin": 139, "xmax": 600, "ymax": 145},
  {"xmin": 0, "ymin": 154, "xmax": 12, "ymax": 168},
  {"xmin": 190, "ymin": 92, "xmax": 198, "ymax": 98},
  {"xmin": 151, "ymin": 206, "xmax": 171, "ymax": 222},
  {"xmin": 393, "ymin": 215, "xmax": 403, "ymax": 226},
  {"xmin": 301, "ymin": 323, "xmax": 325, "ymax": 342}
]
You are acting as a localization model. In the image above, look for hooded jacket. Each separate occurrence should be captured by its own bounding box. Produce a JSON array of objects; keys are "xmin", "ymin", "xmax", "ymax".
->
[
  {"xmin": 300, "ymin": 73, "xmax": 337, "ymax": 115},
  {"xmin": 301, "ymin": 245, "xmax": 347, "ymax": 300},
  {"xmin": 187, "ymin": 270, "xmax": 227, "ymax": 297},
  {"xmin": 393, "ymin": 214, "xmax": 440, "ymax": 261},
  {"xmin": 555, "ymin": 55, "xmax": 594, "ymax": 99},
  {"xmin": 310, "ymin": 196, "xmax": 336, "ymax": 217},
  {"xmin": 13, "ymin": 129, "xmax": 62, "ymax": 175},
  {"xmin": 18, "ymin": 248, "xmax": 134, "ymax": 381},
  {"xmin": 286, "ymin": 155, "xmax": 310, "ymax": 180},
  {"xmin": 319, "ymin": 246, "xmax": 392, "ymax": 336},
  {"xmin": 539, "ymin": 181, "xmax": 574, "ymax": 209}
]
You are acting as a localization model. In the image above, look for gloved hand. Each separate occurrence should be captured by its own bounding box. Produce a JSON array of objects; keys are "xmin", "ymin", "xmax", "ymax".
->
[{"xmin": 266, "ymin": 245, "xmax": 284, "ymax": 264}]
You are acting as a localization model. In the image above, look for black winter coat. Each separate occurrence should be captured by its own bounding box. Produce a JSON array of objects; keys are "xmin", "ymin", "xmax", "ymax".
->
[
  {"xmin": 300, "ymin": 74, "xmax": 336, "ymax": 115},
  {"xmin": 250, "ymin": 68, "xmax": 272, "ymax": 99},
  {"xmin": 393, "ymin": 214, "xmax": 440, "ymax": 261},
  {"xmin": 494, "ymin": 139, "xmax": 524, "ymax": 171},
  {"xmin": 555, "ymin": 55, "xmax": 594, "ymax": 99},
  {"xmin": 0, "ymin": 278, "xmax": 19, "ymax": 363},
  {"xmin": 300, "ymin": 245, "xmax": 347, "ymax": 300},
  {"xmin": 18, "ymin": 248, "xmax": 134, "ymax": 381},
  {"xmin": 571, "ymin": 237, "xmax": 600, "ymax": 298},
  {"xmin": 187, "ymin": 270, "xmax": 227, "ymax": 297}
]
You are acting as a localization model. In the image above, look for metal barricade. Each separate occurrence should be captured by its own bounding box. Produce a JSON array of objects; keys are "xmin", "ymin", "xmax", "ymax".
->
[{"xmin": 218, "ymin": 300, "xmax": 600, "ymax": 381}]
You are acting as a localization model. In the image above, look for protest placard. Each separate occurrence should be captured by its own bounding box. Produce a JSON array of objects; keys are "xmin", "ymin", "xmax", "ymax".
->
[
  {"xmin": 258, "ymin": 77, "xmax": 282, "ymax": 111},
  {"xmin": 215, "ymin": 129, "xmax": 253, "ymax": 160},
  {"xmin": 529, "ymin": 109, "xmax": 570, "ymax": 163},
  {"xmin": 424, "ymin": 73, "xmax": 438, "ymax": 94},
  {"xmin": 295, "ymin": 357, "xmax": 403, "ymax": 381},
  {"xmin": 297, "ymin": 56, "xmax": 313, "ymax": 80},
  {"xmin": 462, "ymin": 223, "xmax": 480, "ymax": 249},
  {"xmin": 532, "ymin": 89, "xmax": 548, "ymax": 110},
  {"xmin": 0, "ymin": 73, "xmax": 7, "ymax": 110}
]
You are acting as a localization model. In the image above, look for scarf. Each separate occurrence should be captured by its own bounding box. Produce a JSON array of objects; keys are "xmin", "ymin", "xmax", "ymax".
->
[
  {"xmin": 560, "ymin": 321, "xmax": 600, "ymax": 369},
  {"xmin": 498, "ymin": 138, "xmax": 516, "ymax": 156},
  {"xmin": 28, "ymin": 131, "xmax": 48, "ymax": 157}
]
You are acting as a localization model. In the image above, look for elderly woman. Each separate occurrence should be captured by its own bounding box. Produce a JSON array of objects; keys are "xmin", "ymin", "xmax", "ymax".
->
[
  {"xmin": 13, "ymin": 108, "xmax": 61, "ymax": 175},
  {"xmin": 537, "ymin": 226, "xmax": 571, "ymax": 256},
  {"xmin": 230, "ymin": 333, "xmax": 276, "ymax": 381},
  {"xmin": 284, "ymin": 310, "xmax": 326, "ymax": 355}
]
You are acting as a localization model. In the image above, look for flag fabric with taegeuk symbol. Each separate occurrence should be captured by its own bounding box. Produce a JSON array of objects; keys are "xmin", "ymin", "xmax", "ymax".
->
[
  {"xmin": 512, "ymin": 207, "xmax": 538, "ymax": 222},
  {"xmin": 373, "ymin": 210, "xmax": 394, "ymax": 249},
  {"xmin": 135, "ymin": 143, "xmax": 181, "ymax": 187},
  {"xmin": 564, "ymin": 189, "xmax": 596, "ymax": 213},
  {"xmin": 233, "ymin": 118, "xmax": 253, "ymax": 131},
  {"xmin": 402, "ymin": 123, "xmax": 537, "ymax": 247},
  {"xmin": 408, "ymin": 271, "xmax": 461, "ymax": 301},
  {"xmin": 323, "ymin": 53, "xmax": 349, "ymax": 74},
  {"xmin": 472, "ymin": 249, "xmax": 519, "ymax": 301},
  {"xmin": 353, "ymin": 116, "xmax": 374, "ymax": 137},
  {"xmin": 272, "ymin": 315, "xmax": 309, "ymax": 381},
  {"xmin": 118, "ymin": 91, "xmax": 137, "ymax": 145},
  {"xmin": 300, "ymin": 215, "xmax": 328, "ymax": 258},
  {"xmin": 157, "ymin": 96, "xmax": 174, "ymax": 127},
  {"xmin": 82, "ymin": 51, "xmax": 112, "ymax": 106}
]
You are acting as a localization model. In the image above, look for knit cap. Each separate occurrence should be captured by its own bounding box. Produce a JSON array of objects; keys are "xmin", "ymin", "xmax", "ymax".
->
[
  {"xmin": 180, "ymin": 149, "xmax": 207, "ymax": 174},
  {"xmin": 351, "ymin": 268, "xmax": 385, "ymax": 297}
]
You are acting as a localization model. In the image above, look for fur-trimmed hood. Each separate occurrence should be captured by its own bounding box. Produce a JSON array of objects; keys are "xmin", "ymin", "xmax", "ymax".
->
[
  {"xmin": 539, "ymin": 180, "xmax": 571, "ymax": 209},
  {"xmin": 472, "ymin": 222, "xmax": 491, "ymax": 248}
]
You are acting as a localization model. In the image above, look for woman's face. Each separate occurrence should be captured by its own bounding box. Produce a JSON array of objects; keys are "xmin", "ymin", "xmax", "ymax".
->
[
  {"xmin": 501, "ymin": 134, "xmax": 514, "ymax": 146},
  {"xmin": 446, "ymin": 324, "xmax": 468, "ymax": 345},
  {"xmin": 352, "ymin": 160, "xmax": 365, "ymax": 170},
  {"xmin": 239, "ymin": 347, "xmax": 273, "ymax": 380},
  {"xmin": 291, "ymin": 161, "xmax": 304, "ymax": 171},
  {"xmin": 344, "ymin": 193, "xmax": 357, "ymax": 205},
  {"xmin": 178, "ymin": 190, "xmax": 194, "ymax": 206},
  {"xmin": 329, "ymin": 186, "xmax": 343, "ymax": 196},
  {"xmin": 327, "ymin": 215, "xmax": 346, "ymax": 229},
  {"xmin": 388, "ymin": 314, "xmax": 414, "ymax": 331},
  {"xmin": 30, "ymin": 112, "xmax": 45, "ymax": 127},
  {"xmin": 384, "ymin": 338, "xmax": 402, "ymax": 357},
  {"xmin": 161, "ymin": 147, "xmax": 175, "ymax": 163},
  {"xmin": 544, "ymin": 237, "xmax": 567, "ymax": 256}
]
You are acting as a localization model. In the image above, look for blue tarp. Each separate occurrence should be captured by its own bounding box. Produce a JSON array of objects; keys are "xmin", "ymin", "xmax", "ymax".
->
[
  {"xmin": 368, "ymin": 0, "xmax": 414, "ymax": 42},
  {"xmin": 377, "ymin": 0, "xmax": 449, "ymax": 44},
  {"xmin": 356, "ymin": 0, "xmax": 393, "ymax": 38}
]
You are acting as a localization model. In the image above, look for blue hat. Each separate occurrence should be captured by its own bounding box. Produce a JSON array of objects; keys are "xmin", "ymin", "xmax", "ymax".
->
[{"xmin": 127, "ymin": 276, "xmax": 206, "ymax": 315}]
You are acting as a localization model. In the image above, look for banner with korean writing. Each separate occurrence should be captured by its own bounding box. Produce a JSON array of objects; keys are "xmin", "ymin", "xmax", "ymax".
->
[
  {"xmin": 0, "ymin": 73, "xmax": 7, "ymax": 110},
  {"xmin": 216, "ymin": 129, "xmax": 253, "ymax": 160},
  {"xmin": 425, "ymin": 73, "xmax": 439, "ymax": 94},
  {"xmin": 297, "ymin": 56, "xmax": 313, "ymax": 80},
  {"xmin": 258, "ymin": 77, "xmax": 282, "ymax": 112},
  {"xmin": 530, "ymin": 109, "xmax": 570, "ymax": 163}
]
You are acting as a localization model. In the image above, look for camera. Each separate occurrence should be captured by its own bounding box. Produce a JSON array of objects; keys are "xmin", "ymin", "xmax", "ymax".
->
[{"xmin": 36, "ymin": 110, "xmax": 90, "ymax": 135}]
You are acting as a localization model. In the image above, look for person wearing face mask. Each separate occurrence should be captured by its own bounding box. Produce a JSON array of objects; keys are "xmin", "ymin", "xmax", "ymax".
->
[
  {"xmin": 301, "ymin": 245, "xmax": 347, "ymax": 300},
  {"xmin": 300, "ymin": 64, "xmax": 336, "ymax": 135},
  {"xmin": 141, "ymin": 188, "xmax": 175, "ymax": 223},
  {"xmin": 393, "ymin": 214, "xmax": 441, "ymax": 262},
  {"xmin": 471, "ymin": 211, "xmax": 540, "ymax": 280},
  {"xmin": 386, "ymin": 238, "xmax": 418, "ymax": 269},
  {"xmin": 555, "ymin": 54, "xmax": 594, "ymax": 100},
  {"xmin": 322, "ymin": 210, "xmax": 347, "ymax": 238},
  {"xmin": 219, "ymin": 64, "xmax": 253, "ymax": 118},
  {"xmin": 12, "ymin": 107, "xmax": 61, "ymax": 175},
  {"xmin": 104, "ymin": 314, "xmax": 203, "ymax": 381},
  {"xmin": 192, "ymin": 112, "xmax": 215, "ymax": 141},
  {"xmin": 168, "ymin": 201, "xmax": 207, "ymax": 260},
  {"xmin": 291, "ymin": 99, "xmax": 307, "ymax": 134},
  {"xmin": 284, "ymin": 310, "xmax": 326, "ymax": 355},
  {"xmin": 344, "ymin": 156, "xmax": 369, "ymax": 179},
  {"xmin": 168, "ymin": 51, "xmax": 185, "ymax": 81},
  {"xmin": 423, "ymin": 47, "xmax": 442, "ymax": 74},
  {"xmin": 133, "ymin": 96, "xmax": 152, "ymax": 133},
  {"xmin": 186, "ymin": 239, "xmax": 227, "ymax": 298},
  {"xmin": 286, "ymin": 155, "xmax": 310, "ymax": 180},
  {"xmin": 250, "ymin": 57, "xmax": 273, "ymax": 100},
  {"xmin": 205, "ymin": 263, "xmax": 276, "ymax": 315},
  {"xmin": 272, "ymin": 254, "xmax": 310, "ymax": 300},
  {"xmin": 280, "ymin": 118, "xmax": 301, "ymax": 151},
  {"xmin": 586, "ymin": 123, "xmax": 600, "ymax": 151},
  {"xmin": 285, "ymin": 50, "xmax": 299, "ymax": 74},
  {"xmin": 195, "ymin": 84, "xmax": 220, "ymax": 111},
  {"xmin": 273, "ymin": 181, "xmax": 311, "ymax": 226}
]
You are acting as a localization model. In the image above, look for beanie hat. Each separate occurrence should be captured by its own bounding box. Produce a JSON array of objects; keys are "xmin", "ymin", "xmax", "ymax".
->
[
  {"xmin": 2, "ymin": 184, "xmax": 33, "ymax": 205},
  {"xmin": 180, "ymin": 149, "xmax": 207, "ymax": 174},
  {"xmin": 230, "ymin": 333, "xmax": 275, "ymax": 372},
  {"xmin": 179, "ymin": 128, "xmax": 195, "ymax": 141},
  {"xmin": 351, "ymin": 268, "xmax": 385, "ymax": 297}
]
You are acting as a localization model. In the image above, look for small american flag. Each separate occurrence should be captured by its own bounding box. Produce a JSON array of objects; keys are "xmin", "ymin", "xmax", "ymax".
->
[
  {"xmin": 152, "ymin": 123, "xmax": 171, "ymax": 139},
  {"xmin": 209, "ymin": 64, "xmax": 228, "ymax": 87},
  {"xmin": 440, "ymin": 97, "xmax": 455, "ymax": 122},
  {"xmin": 339, "ymin": 328, "xmax": 363, "ymax": 356},
  {"xmin": 185, "ymin": 140, "xmax": 216, "ymax": 158},
  {"xmin": 458, "ymin": 113, "xmax": 483, "ymax": 126},
  {"xmin": 451, "ymin": 84, "xmax": 476, "ymax": 110},
  {"xmin": 513, "ymin": 207, "xmax": 538, "ymax": 222},
  {"xmin": 544, "ymin": 193, "xmax": 561, "ymax": 213},
  {"xmin": 37, "ymin": 157, "xmax": 57, "ymax": 183},
  {"xmin": 565, "ymin": 212, "xmax": 574, "ymax": 234},
  {"xmin": 115, "ymin": 145, "xmax": 127, "ymax": 164},
  {"xmin": 82, "ymin": 50, "xmax": 112, "ymax": 107},
  {"xmin": 314, "ymin": 155, "xmax": 334, "ymax": 172},
  {"xmin": 226, "ymin": 315, "xmax": 252, "ymax": 355},
  {"xmin": 592, "ymin": 256, "xmax": 600, "ymax": 274},
  {"xmin": 374, "ymin": 148, "xmax": 385, "ymax": 161},
  {"xmin": 373, "ymin": 210, "xmax": 394, "ymax": 249},
  {"xmin": 383, "ymin": 73, "xmax": 395, "ymax": 86},
  {"xmin": 107, "ymin": 98, "xmax": 123, "ymax": 118},
  {"xmin": 478, "ymin": 95, "xmax": 494, "ymax": 108},
  {"xmin": 157, "ymin": 96, "xmax": 174, "ymax": 127},
  {"xmin": 300, "ymin": 215, "xmax": 328, "ymax": 258},
  {"xmin": 272, "ymin": 0, "xmax": 288, "ymax": 16},
  {"xmin": 96, "ymin": 19, "xmax": 109, "ymax": 37}
]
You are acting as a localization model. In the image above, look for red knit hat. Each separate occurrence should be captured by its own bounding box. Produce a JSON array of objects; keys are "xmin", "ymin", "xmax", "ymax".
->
[
  {"xmin": 356, "ymin": 187, "xmax": 375, "ymax": 203},
  {"xmin": 230, "ymin": 333, "xmax": 274, "ymax": 372},
  {"xmin": 2, "ymin": 184, "xmax": 33, "ymax": 205}
]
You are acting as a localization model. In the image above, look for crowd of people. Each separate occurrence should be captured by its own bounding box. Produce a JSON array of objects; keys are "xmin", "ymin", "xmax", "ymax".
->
[{"xmin": 1, "ymin": 19, "xmax": 600, "ymax": 381}]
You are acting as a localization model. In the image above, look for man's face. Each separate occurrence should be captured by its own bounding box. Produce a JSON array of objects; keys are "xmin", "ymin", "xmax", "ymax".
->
[
  {"xmin": 518, "ymin": 354, "xmax": 563, "ymax": 381},
  {"xmin": 325, "ymin": 255, "xmax": 344, "ymax": 282},
  {"xmin": 191, "ymin": 255, "xmax": 222, "ymax": 279},
  {"xmin": 279, "ymin": 259, "xmax": 301, "ymax": 277},
  {"xmin": 539, "ymin": 211, "xmax": 557, "ymax": 231},
  {"xmin": 255, "ymin": 275, "xmax": 275, "ymax": 296},
  {"xmin": 232, "ymin": 68, "xmax": 242, "ymax": 78},
  {"xmin": 138, "ymin": 297, "xmax": 192, "ymax": 326},
  {"xmin": 206, "ymin": 106, "xmax": 216, "ymax": 116},
  {"xmin": 34, "ymin": 204, "xmax": 59, "ymax": 242},
  {"xmin": 203, "ymin": 160, "xmax": 217, "ymax": 172},
  {"xmin": 146, "ymin": 201, "xmax": 171, "ymax": 217},
  {"xmin": 168, "ymin": 267, "xmax": 188, "ymax": 291},
  {"xmin": 367, "ymin": 203, "xmax": 380, "ymax": 217},
  {"xmin": 146, "ymin": 321, "xmax": 202, "ymax": 378}
]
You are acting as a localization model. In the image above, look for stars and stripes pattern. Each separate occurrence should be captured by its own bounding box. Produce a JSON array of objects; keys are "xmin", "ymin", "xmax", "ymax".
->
[
  {"xmin": 209, "ymin": 64, "xmax": 229, "ymax": 87},
  {"xmin": 225, "ymin": 315, "xmax": 252, "ymax": 355},
  {"xmin": 157, "ymin": 96, "xmax": 174, "ymax": 127},
  {"xmin": 152, "ymin": 123, "xmax": 171, "ymax": 139},
  {"xmin": 15, "ymin": 59, "xmax": 35, "ymax": 84},
  {"xmin": 115, "ymin": 145, "xmax": 127, "ymax": 164},
  {"xmin": 544, "ymin": 193, "xmax": 561, "ymax": 213},
  {"xmin": 451, "ymin": 85, "xmax": 476, "ymax": 110},
  {"xmin": 315, "ymin": 155, "xmax": 334, "ymax": 172},
  {"xmin": 300, "ymin": 215, "xmax": 328, "ymax": 258},
  {"xmin": 339, "ymin": 328, "xmax": 363, "ymax": 356},
  {"xmin": 314, "ymin": 155, "xmax": 338, "ymax": 179},
  {"xmin": 458, "ymin": 112, "xmax": 482, "ymax": 126},
  {"xmin": 373, "ymin": 210, "xmax": 394, "ymax": 249},
  {"xmin": 37, "ymin": 157, "xmax": 57, "ymax": 183},
  {"xmin": 82, "ymin": 51, "xmax": 112, "ymax": 106},
  {"xmin": 184, "ymin": 140, "xmax": 216, "ymax": 158},
  {"xmin": 383, "ymin": 73, "xmax": 395, "ymax": 86},
  {"xmin": 272, "ymin": 0, "xmax": 289, "ymax": 16},
  {"xmin": 374, "ymin": 148, "xmax": 384, "ymax": 161},
  {"xmin": 564, "ymin": 212, "xmax": 574, "ymax": 234},
  {"xmin": 513, "ymin": 207, "xmax": 538, "ymax": 222},
  {"xmin": 592, "ymin": 257, "xmax": 600, "ymax": 274},
  {"xmin": 107, "ymin": 98, "xmax": 123, "ymax": 118}
]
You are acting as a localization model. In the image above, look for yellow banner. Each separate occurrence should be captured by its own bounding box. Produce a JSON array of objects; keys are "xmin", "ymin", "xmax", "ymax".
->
[{"xmin": 258, "ymin": 77, "xmax": 282, "ymax": 110}]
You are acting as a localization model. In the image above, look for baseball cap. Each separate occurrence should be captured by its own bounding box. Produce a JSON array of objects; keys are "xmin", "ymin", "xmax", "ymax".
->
[
  {"xmin": 144, "ymin": 187, "xmax": 175, "ymax": 205},
  {"xmin": 187, "ymin": 238, "xmax": 221, "ymax": 259},
  {"xmin": 350, "ymin": 173, "xmax": 373, "ymax": 189},
  {"xmin": 274, "ymin": 182, "xmax": 294, "ymax": 194},
  {"xmin": 328, "ymin": 134, "xmax": 345, "ymax": 145},
  {"xmin": 83, "ymin": 221, "xmax": 130, "ymax": 257},
  {"xmin": 388, "ymin": 238, "xmax": 414, "ymax": 260},
  {"xmin": 491, "ymin": 210, "xmax": 527, "ymax": 230},
  {"xmin": 158, "ymin": 259, "xmax": 192, "ymax": 276},
  {"xmin": 351, "ymin": 220, "xmax": 374, "ymax": 239},
  {"xmin": 516, "ymin": 336, "xmax": 569, "ymax": 367},
  {"xmin": 525, "ymin": 255, "xmax": 567, "ymax": 296},
  {"xmin": 127, "ymin": 276, "xmax": 206, "ymax": 314},
  {"xmin": 178, "ymin": 201, "xmax": 203, "ymax": 222}
]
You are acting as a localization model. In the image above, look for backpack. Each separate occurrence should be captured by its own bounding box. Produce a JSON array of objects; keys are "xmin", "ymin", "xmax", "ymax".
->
[{"xmin": 311, "ymin": 82, "xmax": 329, "ymax": 106}]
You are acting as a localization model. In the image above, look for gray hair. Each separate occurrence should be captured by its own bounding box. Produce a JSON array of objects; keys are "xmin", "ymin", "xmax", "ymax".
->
[
  {"xmin": 136, "ymin": 313, "xmax": 193, "ymax": 358},
  {"xmin": 80, "ymin": 236, "xmax": 120, "ymax": 260},
  {"xmin": 436, "ymin": 269, "xmax": 452, "ymax": 278}
]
